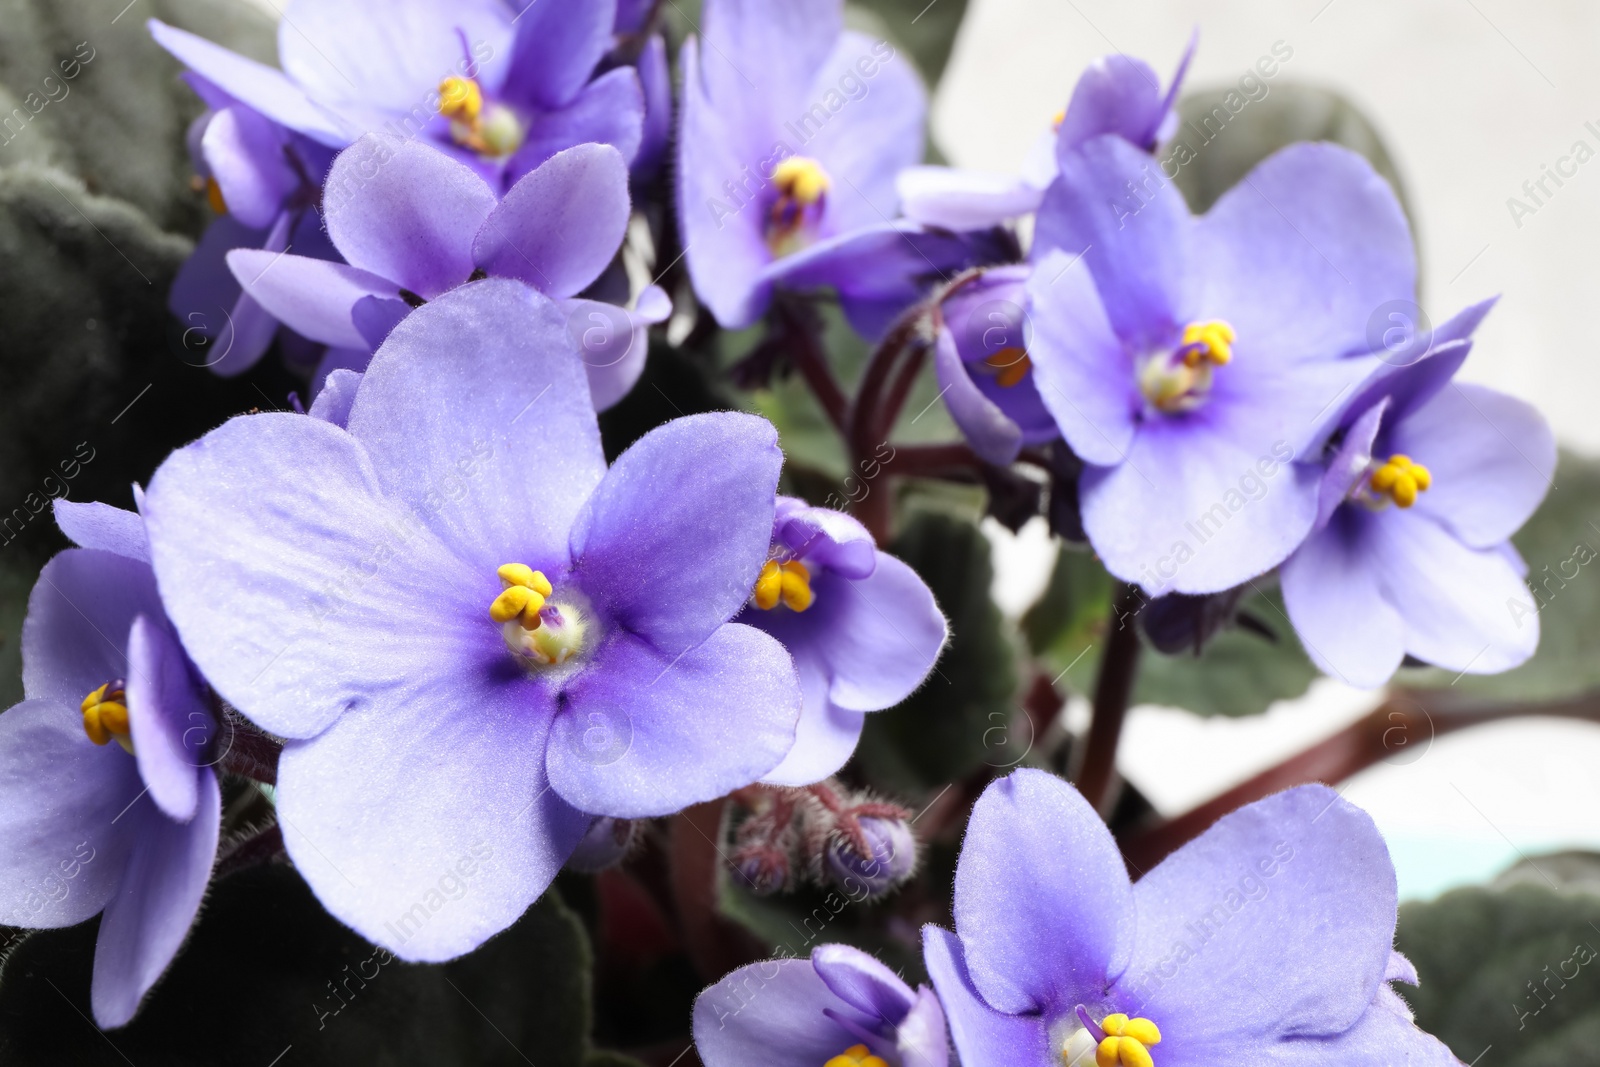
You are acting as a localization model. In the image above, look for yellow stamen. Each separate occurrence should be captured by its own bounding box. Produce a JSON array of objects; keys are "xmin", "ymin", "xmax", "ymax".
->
[
  {"xmin": 984, "ymin": 346, "xmax": 1033, "ymax": 388},
  {"xmin": 438, "ymin": 76, "xmax": 483, "ymax": 123},
  {"xmin": 439, "ymin": 77, "xmax": 524, "ymax": 158},
  {"xmin": 823, "ymin": 1044, "xmax": 889, "ymax": 1067},
  {"xmin": 1369, "ymin": 454, "xmax": 1432, "ymax": 508},
  {"xmin": 767, "ymin": 156, "xmax": 832, "ymax": 257},
  {"xmin": 1180, "ymin": 320, "xmax": 1235, "ymax": 367},
  {"xmin": 1093, "ymin": 1014, "xmax": 1162, "ymax": 1067},
  {"xmin": 490, "ymin": 563, "xmax": 552, "ymax": 628},
  {"xmin": 205, "ymin": 176, "xmax": 227, "ymax": 215},
  {"xmin": 772, "ymin": 156, "xmax": 831, "ymax": 206},
  {"xmin": 81, "ymin": 682, "xmax": 133, "ymax": 754},
  {"xmin": 1051, "ymin": 108, "xmax": 1067, "ymax": 130},
  {"xmin": 752, "ymin": 559, "xmax": 814, "ymax": 612}
]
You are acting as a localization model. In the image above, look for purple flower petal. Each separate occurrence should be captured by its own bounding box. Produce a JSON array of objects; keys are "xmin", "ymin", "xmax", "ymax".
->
[
  {"xmin": 507, "ymin": 67, "xmax": 646, "ymax": 180},
  {"xmin": 351, "ymin": 295, "xmax": 411, "ymax": 350},
  {"xmin": 1035, "ymin": 134, "xmax": 1197, "ymax": 351},
  {"xmin": 125, "ymin": 616, "xmax": 212, "ymax": 823},
  {"xmin": 559, "ymin": 294, "xmax": 655, "ymax": 412},
  {"xmin": 633, "ymin": 33, "xmax": 672, "ymax": 178},
  {"xmin": 501, "ymin": 0, "xmax": 616, "ymax": 110},
  {"xmin": 693, "ymin": 956, "xmax": 877, "ymax": 1067},
  {"xmin": 1114, "ymin": 785, "xmax": 1395, "ymax": 1042},
  {"xmin": 23, "ymin": 550, "xmax": 161, "ymax": 706},
  {"xmin": 0, "ymin": 700, "xmax": 138, "ymax": 928},
  {"xmin": 569, "ymin": 412, "xmax": 781, "ymax": 657},
  {"xmin": 1196, "ymin": 143, "xmax": 1415, "ymax": 364},
  {"xmin": 276, "ymin": 681, "xmax": 589, "ymax": 961},
  {"xmin": 208, "ymin": 211, "xmax": 296, "ymax": 379},
  {"xmin": 898, "ymin": 985, "xmax": 952, "ymax": 1067},
  {"xmin": 1026, "ymin": 250, "xmax": 1139, "ymax": 466},
  {"xmin": 1313, "ymin": 400, "xmax": 1387, "ymax": 532},
  {"xmin": 474, "ymin": 143, "xmax": 631, "ymax": 298},
  {"xmin": 897, "ymin": 166, "xmax": 1045, "ymax": 231},
  {"xmin": 1256, "ymin": 999, "xmax": 1463, "ymax": 1067},
  {"xmin": 144, "ymin": 414, "xmax": 480, "ymax": 740},
  {"xmin": 922, "ymin": 925, "xmax": 1052, "ymax": 1067},
  {"xmin": 348, "ymin": 280, "xmax": 606, "ymax": 572},
  {"xmin": 546, "ymin": 625, "xmax": 800, "ymax": 817},
  {"xmin": 802, "ymin": 555, "xmax": 946, "ymax": 713},
  {"xmin": 1079, "ymin": 418, "xmax": 1321, "ymax": 596},
  {"xmin": 812, "ymin": 942, "xmax": 916, "ymax": 1023},
  {"xmin": 201, "ymin": 106, "xmax": 301, "ymax": 229},
  {"xmin": 934, "ymin": 325, "xmax": 1024, "ymax": 466},
  {"xmin": 226, "ymin": 250, "xmax": 400, "ymax": 349},
  {"xmin": 52, "ymin": 500, "xmax": 149, "ymax": 563},
  {"xmin": 147, "ymin": 19, "xmax": 347, "ymax": 146},
  {"xmin": 700, "ymin": 0, "xmax": 841, "ymax": 118},
  {"xmin": 307, "ymin": 367, "xmax": 362, "ymax": 428},
  {"xmin": 759, "ymin": 649, "xmax": 863, "ymax": 785},
  {"xmin": 90, "ymin": 770, "xmax": 219, "ymax": 1028},
  {"xmin": 1368, "ymin": 508, "xmax": 1539, "ymax": 676},
  {"xmin": 775, "ymin": 498, "xmax": 877, "ymax": 579},
  {"xmin": 1392, "ymin": 382, "xmax": 1554, "ymax": 549},
  {"xmin": 1280, "ymin": 510, "xmax": 1406, "ymax": 689},
  {"xmin": 324, "ymin": 135, "xmax": 495, "ymax": 298},
  {"xmin": 954, "ymin": 769, "xmax": 1133, "ymax": 1015},
  {"xmin": 1057, "ymin": 54, "xmax": 1165, "ymax": 153}
]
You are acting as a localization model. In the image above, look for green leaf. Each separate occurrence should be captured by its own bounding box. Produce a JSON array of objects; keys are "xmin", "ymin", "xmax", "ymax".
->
[
  {"xmin": 0, "ymin": 866, "xmax": 596, "ymax": 1066},
  {"xmin": 1170, "ymin": 81, "xmax": 1414, "ymax": 229},
  {"xmin": 1395, "ymin": 869, "xmax": 1600, "ymax": 1067},
  {"xmin": 853, "ymin": 512, "xmax": 1019, "ymax": 790},
  {"xmin": 845, "ymin": 0, "xmax": 969, "ymax": 87},
  {"xmin": 1420, "ymin": 451, "xmax": 1600, "ymax": 703}
]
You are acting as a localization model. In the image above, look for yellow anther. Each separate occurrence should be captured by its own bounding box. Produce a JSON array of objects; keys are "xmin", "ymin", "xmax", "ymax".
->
[
  {"xmin": 1092, "ymin": 1014, "xmax": 1160, "ymax": 1067},
  {"xmin": 1369, "ymin": 454, "xmax": 1433, "ymax": 509},
  {"xmin": 984, "ymin": 347, "xmax": 1033, "ymax": 388},
  {"xmin": 753, "ymin": 559, "xmax": 814, "ymax": 612},
  {"xmin": 81, "ymin": 682, "xmax": 133, "ymax": 754},
  {"xmin": 491, "ymin": 563, "xmax": 552, "ymax": 628},
  {"xmin": 773, "ymin": 156, "xmax": 831, "ymax": 206},
  {"xmin": 1180, "ymin": 320, "xmax": 1235, "ymax": 367},
  {"xmin": 1051, "ymin": 108, "xmax": 1067, "ymax": 130},
  {"xmin": 439, "ymin": 76, "xmax": 483, "ymax": 122},
  {"xmin": 823, "ymin": 1044, "xmax": 888, "ymax": 1067},
  {"xmin": 205, "ymin": 176, "xmax": 227, "ymax": 215}
]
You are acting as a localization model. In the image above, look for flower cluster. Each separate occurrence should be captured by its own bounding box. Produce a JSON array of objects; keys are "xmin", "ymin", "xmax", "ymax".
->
[{"xmin": 0, "ymin": 0, "xmax": 1556, "ymax": 1049}]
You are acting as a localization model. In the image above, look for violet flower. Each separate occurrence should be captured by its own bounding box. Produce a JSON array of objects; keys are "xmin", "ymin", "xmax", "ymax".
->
[
  {"xmin": 738, "ymin": 497, "xmax": 945, "ymax": 786},
  {"xmin": 924, "ymin": 769, "xmax": 1461, "ymax": 1067},
  {"xmin": 899, "ymin": 40, "xmax": 1194, "ymax": 232},
  {"xmin": 0, "ymin": 500, "xmax": 220, "ymax": 1027},
  {"xmin": 1024, "ymin": 136, "xmax": 1416, "ymax": 593},
  {"xmin": 1281, "ymin": 304, "xmax": 1555, "ymax": 687},
  {"xmin": 141, "ymin": 280, "xmax": 802, "ymax": 961},
  {"xmin": 677, "ymin": 0, "xmax": 926, "ymax": 328},
  {"xmin": 227, "ymin": 134, "xmax": 667, "ymax": 406},
  {"xmin": 694, "ymin": 943, "xmax": 948, "ymax": 1067},
  {"xmin": 149, "ymin": 0, "xmax": 643, "ymax": 191}
]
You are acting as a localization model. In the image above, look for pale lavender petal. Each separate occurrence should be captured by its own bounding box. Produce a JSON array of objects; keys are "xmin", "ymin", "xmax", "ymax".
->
[
  {"xmin": 954, "ymin": 769, "xmax": 1133, "ymax": 1015},
  {"xmin": 307, "ymin": 367, "xmax": 362, "ymax": 428},
  {"xmin": 897, "ymin": 166, "xmax": 1044, "ymax": 231},
  {"xmin": 694, "ymin": 957, "xmax": 871, "ymax": 1067},
  {"xmin": 207, "ymin": 211, "xmax": 294, "ymax": 379},
  {"xmin": 1034, "ymin": 134, "xmax": 1197, "ymax": 350},
  {"xmin": 633, "ymin": 33, "xmax": 671, "ymax": 177},
  {"xmin": 324, "ymin": 135, "xmax": 494, "ymax": 298},
  {"xmin": 1196, "ymin": 143, "xmax": 1415, "ymax": 364},
  {"xmin": 800, "ymin": 556, "xmax": 946, "ymax": 713},
  {"xmin": 276, "ymin": 680, "xmax": 589, "ymax": 961},
  {"xmin": 474, "ymin": 143, "xmax": 631, "ymax": 298},
  {"xmin": 699, "ymin": 0, "xmax": 840, "ymax": 119},
  {"xmin": 507, "ymin": 67, "xmax": 646, "ymax": 179},
  {"xmin": 147, "ymin": 20, "xmax": 347, "ymax": 146},
  {"xmin": 227, "ymin": 249, "xmax": 399, "ymax": 349},
  {"xmin": 351, "ymin": 295, "xmax": 411, "ymax": 350},
  {"xmin": 201, "ymin": 107, "xmax": 299, "ymax": 229},
  {"xmin": 546, "ymin": 625, "xmax": 800, "ymax": 817},
  {"xmin": 348, "ymin": 280, "xmax": 605, "ymax": 574},
  {"xmin": 125, "ymin": 616, "xmax": 211, "ymax": 823},
  {"xmin": 1115, "ymin": 785, "xmax": 1395, "ymax": 1040},
  {"xmin": 923, "ymin": 925, "xmax": 1052, "ymax": 1067},
  {"xmin": 52, "ymin": 500, "xmax": 149, "ymax": 563},
  {"xmin": 1392, "ymin": 382, "xmax": 1555, "ymax": 548},
  {"xmin": 90, "ymin": 771, "xmax": 219, "ymax": 1028},
  {"xmin": 812, "ymin": 942, "xmax": 916, "ymax": 1023},
  {"xmin": 1280, "ymin": 511, "xmax": 1406, "ymax": 689},
  {"xmin": 569, "ymin": 413, "xmax": 781, "ymax": 656},
  {"xmin": 144, "ymin": 414, "xmax": 480, "ymax": 740},
  {"xmin": 312, "ymin": 347, "xmax": 374, "ymax": 401},
  {"xmin": 0, "ymin": 699, "xmax": 138, "ymax": 928},
  {"xmin": 1314, "ymin": 400, "xmax": 1387, "ymax": 531},
  {"xmin": 759, "ymin": 649, "xmax": 863, "ymax": 787},
  {"xmin": 776, "ymin": 500, "xmax": 876, "ymax": 580},
  {"xmin": 934, "ymin": 325, "xmax": 1022, "ymax": 466},
  {"xmin": 1057, "ymin": 54, "xmax": 1166, "ymax": 153},
  {"xmin": 897, "ymin": 986, "xmax": 952, "ymax": 1067},
  {"xmin": 501, "ymin": 0, "xmax": 616, "ymax": 110},
  {"xmin": 1385, "ymin": 951, "xmax": 1419, "ymax": 985},
  {"xmin": 1026, "ymin": 249, "xmax": 1139, "ymax": 466},
  {"xmin": 22, "ymin": 550, "xmax": 160, "ymax": 706},
  {"xmin": 563, "ymin": 288, "xmax": 667, "ymax": 412}
]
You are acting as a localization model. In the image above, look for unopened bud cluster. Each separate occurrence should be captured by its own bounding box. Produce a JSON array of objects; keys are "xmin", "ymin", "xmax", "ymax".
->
[{"xmin": 728, "ymin": 780, "xmax": 918, "ymax": 900}]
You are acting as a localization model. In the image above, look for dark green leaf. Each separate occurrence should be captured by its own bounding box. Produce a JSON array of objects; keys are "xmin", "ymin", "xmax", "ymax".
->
[
  {"xmin": 1396, "ymin": 867, "xmax": 1600, "ymax": 1067},
  {"xmin": 0, "ymin": 865, "xmax": 596, "ymax": 1066},
  {"xmin": 854, "ymin": 512, "xmax": 1019, "ymax": 789}
]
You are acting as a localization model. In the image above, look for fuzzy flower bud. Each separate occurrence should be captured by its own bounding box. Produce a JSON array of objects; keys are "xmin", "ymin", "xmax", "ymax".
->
[
  {"xmin": 731, "ymin": 843, "xmax": 791, "ymax": 895},
  {"xmin": 824, "ymin": 815, "xmax": 917, "ymax": 899}
]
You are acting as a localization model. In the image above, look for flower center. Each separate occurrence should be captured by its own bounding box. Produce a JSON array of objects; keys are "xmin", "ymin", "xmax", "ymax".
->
[
  {"xmin": 752, "ymin": 559, "xmax": 814, "ymax": 612},
  {"xmin": 82, "ymin": 680, "xmax": 133, "ymax": 755},
  {"xmin": 1363, "ymin": 453, "xmax": 1432, "ymax": 509},
  {"xmin": 767, "ymin": 156, "xmax": 831, "ymax": 258},
  {"xmin": 491, "ymin": 563, "xmax": 588, "ymax": 667},
  {"xmin": 1137, "ymin": 319, "xmax": 1235, "ymax": 413},
  {"xmin": 823, "ymin": 1044, "xmax": 887, "ymax": 1067},
  {"xmin": 984, "ymin": 346, "xmax": 1033, "ymax": 388},
  {"xmin": 439, "ymin": 76, "xmax": 525, "ymax": 159},
  {"xmin": 1095, "ymin": 1013, "xmax": 1162, "ymax": 1067}
]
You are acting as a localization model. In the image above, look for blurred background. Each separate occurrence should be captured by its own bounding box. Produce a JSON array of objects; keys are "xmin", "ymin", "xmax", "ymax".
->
[{"xmin": 939, "ymin": 0, "xmax": 1600, "ymax": 901}]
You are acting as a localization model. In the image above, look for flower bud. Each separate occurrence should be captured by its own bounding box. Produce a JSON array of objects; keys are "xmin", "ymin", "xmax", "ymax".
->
[
  {"xmin": 824, "ymin": 815, "xmax": 916, "ymax": 899},
  {"xmin": 565, "ymin": 817, "xmax": 638, "ymax": 873},
  {"xmin": 731, "ymin": 843, "xmax": 790, "ymax": 895}
]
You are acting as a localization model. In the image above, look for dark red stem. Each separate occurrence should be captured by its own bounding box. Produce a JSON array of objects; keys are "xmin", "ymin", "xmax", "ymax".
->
[{"xmin": 1075, "ymin": 584, "xmax": 1144, "ymax": 815}]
